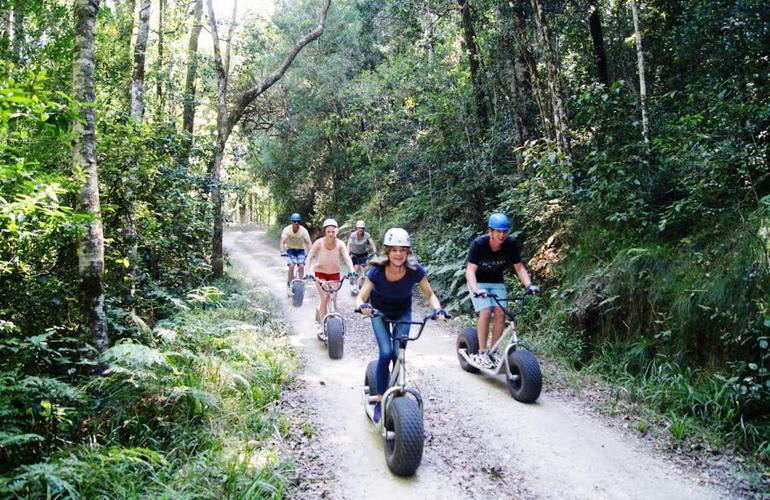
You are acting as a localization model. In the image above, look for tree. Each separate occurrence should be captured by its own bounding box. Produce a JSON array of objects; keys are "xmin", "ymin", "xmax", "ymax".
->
[
  {"xmin": 182, "ymin": 0, "xmax": 203, "ymax": 141},
  {"xmin": 206, "ymin": 0, "xmax": 331, "ymax": 277},
  {"xmin": 530, "ymin": 0, "xmax": 572, "ymax": 166},
  {"xmin": 630, "ymin": 0, "xmax": 650, "ymax": 145},
  {"xmin": 72, "ymin": 0, "xmax": 107, "ymax": 354},
  {"xmin": 457, "ymin": 0, "xmax": 490, "ymax": 135},
  {"xmin": 589, "ymin": 0, "xmax": 609, "ymax": 86},
  {"xmin": 130, "ymin": 0, "xmax": 151, "ymax": 122}
]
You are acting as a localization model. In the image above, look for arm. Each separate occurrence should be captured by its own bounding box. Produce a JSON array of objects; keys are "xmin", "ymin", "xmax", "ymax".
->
[
  {"xmin": 513, "ymin": 262, "xmax": 532, "ymax": 289},
  {"xmin": 368, "ymin": 237, "xmax": 378, "ymax": 254},
  {"xmin": 305, "ymin": 240, "xmax": 319, "ymax": 275},
  {"xmin": 418, "ymin": 276, "xmax": 442, "ymax": 311},
  {"xmin": 279, "ymin": 230, "xmax": 287, "ymax": 254},
  {"xmin": 340, "ymin": 240, "xmax": 356, "ymax": 273},
  {"xmin": 465, "ymin": 262, "xmax": 481, "ymax": 294},
  {"xmin": 347, "ymin": 234, "xmax": 354, "ymax": 253},
  {"xmin": 355, "ymin": 278, "xmax": 374, "ymax": 315},
  {"xmin": 303, "ymin": 230, "xmax": 312, "ymax": 253}
]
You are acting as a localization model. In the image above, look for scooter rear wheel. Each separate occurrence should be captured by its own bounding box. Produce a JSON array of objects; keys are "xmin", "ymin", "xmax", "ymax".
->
[
  {"xmin": 456, "ymin": 327, "xmax": 481, "ymax": 373},
  {"xmin": 384, "ymin": 397, "xmax": 423, "ymax": 476}
]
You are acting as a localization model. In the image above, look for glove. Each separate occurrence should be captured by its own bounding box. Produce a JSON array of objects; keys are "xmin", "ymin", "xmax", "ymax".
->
[
  {"xmin": 280, "ymin": 252, "xmax": 288, "ymax": 257},
  {"xmin": 432, "ymin": 308, "xmax": 450, "ymax": 320},
  {"xmin": 525, "ymin": 284, "xmax": 541, "ymax": 295},
  {"xmin": 356, "ymin": 303, "xmax": 373, "ymax": 316},
  {"xmin": 303, "ymin": 274, "xmax": 313, "ymax": 280},
  {"xmin": 473, "ymin": 290, "xmax": 488, "ymax": 298},
  {"xmin": 347, "ymin": 271, "xmax": 356, "ymax": 278}
]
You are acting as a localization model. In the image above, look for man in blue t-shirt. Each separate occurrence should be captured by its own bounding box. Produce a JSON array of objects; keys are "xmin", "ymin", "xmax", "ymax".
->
[{"xmin": 465, "ymin": 213, "xmax": 539, "ymax": 368}]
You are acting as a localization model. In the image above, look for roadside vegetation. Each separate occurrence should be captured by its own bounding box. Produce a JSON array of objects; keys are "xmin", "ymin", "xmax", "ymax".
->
[{"xmin": 1, "ymin": 278, "xmax": 297, "ymax": 498}]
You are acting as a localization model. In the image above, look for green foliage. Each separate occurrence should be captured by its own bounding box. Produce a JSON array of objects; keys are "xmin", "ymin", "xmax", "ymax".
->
[{"xmin": 1, "ymin": 279, "xmax": 297, "ymax": 497}]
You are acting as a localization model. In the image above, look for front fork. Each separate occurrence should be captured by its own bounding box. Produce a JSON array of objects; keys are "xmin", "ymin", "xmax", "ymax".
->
[{"xmin": 372, "ymin": 344, "xmax": 423, "ymax": 436}]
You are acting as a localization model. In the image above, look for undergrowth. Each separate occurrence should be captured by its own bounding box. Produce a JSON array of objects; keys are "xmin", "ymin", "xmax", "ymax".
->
[
  {"xmin": 0, "ymin": 276, "xmax": 298, "ymax": 498},
  {"xmin": 520, "ymin": 198, "xmax": 770, "ymax": 463}
]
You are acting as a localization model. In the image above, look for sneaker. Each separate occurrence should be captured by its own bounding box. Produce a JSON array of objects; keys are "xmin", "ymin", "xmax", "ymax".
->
[
  {"xmin": 472, "ymin": 352, "xmax": 494, "ymax": 369},
  {"xmin": 373, "ymin": 402, "xmax": 381, "ymax": 423},
  {"xmin": 487, "ymin": 351, "xmax": 501, "ymax": 366}
]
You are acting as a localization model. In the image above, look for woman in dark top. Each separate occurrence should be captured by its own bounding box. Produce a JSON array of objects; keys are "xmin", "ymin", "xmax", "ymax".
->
[{"xmin": 355, "ymin": 228, "xmax": 446, "ymax": 422}]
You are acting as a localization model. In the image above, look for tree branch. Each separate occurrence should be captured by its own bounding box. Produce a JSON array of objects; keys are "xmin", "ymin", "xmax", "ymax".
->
[{"xmin": 228, "ymin": 0, "xmax": 331, "ymax": 134}]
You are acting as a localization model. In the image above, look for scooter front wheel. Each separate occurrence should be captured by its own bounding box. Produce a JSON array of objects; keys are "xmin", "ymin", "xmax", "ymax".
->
[
  {"xmin": 384, "ymin": 397, "xmax": 423, "ymax": 476},
  {"xmin": 326, "ymin": 316, "xmax": 344, "ymax": 359},
  {"xmin": 506, "ymin": 348, "xmax": 542, "ymax": 403},
  {"xmin": 291, "ymin": 280, "xmax": 305, "ymax": 307}
]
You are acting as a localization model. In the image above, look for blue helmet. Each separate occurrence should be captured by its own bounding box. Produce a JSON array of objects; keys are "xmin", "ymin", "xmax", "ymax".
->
[
  {"xmin": 290, "ymin": 213, "xmax": 301, "ymax": 222},
  {"xmin": 488, "ymin": 213, "xmax": 510, "ymax": 231}
]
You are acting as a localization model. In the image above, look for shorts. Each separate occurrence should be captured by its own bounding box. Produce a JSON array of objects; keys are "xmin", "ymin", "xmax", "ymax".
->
[
  {"xmin": 350, "ymin": 252, "xmax": 369, "ymax": 266},
  {"xmin": 470, "ymin": 282, "xmax": 508, "ymax": 312},
  {"xmin": 315, "ymin": 271, "xmax": 340, "ymax": 281},
  {"xmin": 286, "ymin": 248, "xmax": 305, "ymax": 265}
]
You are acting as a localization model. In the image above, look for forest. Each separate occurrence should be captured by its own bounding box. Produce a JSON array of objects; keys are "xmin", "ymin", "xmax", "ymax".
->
[{"xmin": 1, "ymin": 0, "xmax": 768, "ymax": 496}]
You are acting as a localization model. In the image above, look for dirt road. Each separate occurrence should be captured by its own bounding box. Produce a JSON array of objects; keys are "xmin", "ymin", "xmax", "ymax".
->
[{"xmin": 225, "ymin": 228, "xmax": 735, "ymax": 500}]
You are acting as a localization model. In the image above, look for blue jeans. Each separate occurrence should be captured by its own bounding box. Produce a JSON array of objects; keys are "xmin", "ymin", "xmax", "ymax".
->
[{"xmin": 371, "ymin": 310, "xmax": 412, "ymax": 396}]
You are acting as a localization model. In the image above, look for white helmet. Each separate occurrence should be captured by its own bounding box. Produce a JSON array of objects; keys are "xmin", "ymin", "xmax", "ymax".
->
[
  {"xmin": 322, "ymin": 218, "xmax": 338, "ymax": 229},
  {"xmin": 383, "ymin": 227, "xmax": 411, "ymax": 247},
  {"xmin": 355, "ymin": 220, "xmax": 366, "ymax": 229}
]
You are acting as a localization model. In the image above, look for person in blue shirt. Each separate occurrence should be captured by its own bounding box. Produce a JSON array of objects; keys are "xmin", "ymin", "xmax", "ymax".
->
[
  {"xmin": 465, "ymin": 213, "xmax": 539, "ymax": 368},
  {"xmin": 355, "ymin": 228, "xmax": 446, "ymax": 422}
]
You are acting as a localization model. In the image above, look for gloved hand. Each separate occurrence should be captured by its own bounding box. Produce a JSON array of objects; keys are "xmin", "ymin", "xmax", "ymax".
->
[
  {"xmin": 432, "ymin": 308, "xmax": 450, "ymax": 321},
  {"xmin": 347, "ymin": 271, "xmax": 356, "ymax": 279},
  {"xmin": 356, "ymin": 303, "xmax": 373, "ymax": 316},
  {"xmin": 303, "ymin": 274, "xmax": 313, "ymax": 280},
  {"xmin": 473, "ymin": 290, "xmax": 488, "ymax": 298},
  {"xmin": 280, "ymin": 252, "xmax": 288, "ymax": 257},
  {"xmin": 525, "ymin": 284, "xmax": 541, "ymax": 295}
]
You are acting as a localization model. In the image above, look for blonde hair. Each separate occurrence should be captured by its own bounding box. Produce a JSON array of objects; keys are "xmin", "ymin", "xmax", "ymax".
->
[{"xmin": 370, "ymin": 245, "xmax": 418, "ymax": 271}]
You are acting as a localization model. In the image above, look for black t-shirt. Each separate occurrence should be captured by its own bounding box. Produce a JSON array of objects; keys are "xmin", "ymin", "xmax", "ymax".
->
[{"xmin": 466, "ymin": 235, "xmax": 522, "ymax": 283}]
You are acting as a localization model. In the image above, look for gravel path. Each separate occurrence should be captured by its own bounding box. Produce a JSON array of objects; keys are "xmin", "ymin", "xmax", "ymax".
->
[{"xmin": 225, "ymin": 227, "xmax": 759, "ymax": 500}]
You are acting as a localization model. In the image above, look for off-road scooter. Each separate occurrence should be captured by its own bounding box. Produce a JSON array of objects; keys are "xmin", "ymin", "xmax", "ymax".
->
[
  {"xmin": 357, "ymin": 308, "xmax": 448, "ymax": 476},
  {"xmin": 280, "ymin": 253, "xmax": 306, "ymax": 307},
  {"xmin": 456, "ymin": 292, "xmax": 542, "ymax": 403},
  {"xmin": 307, "ymin": 275, "xmax": 350, "ymax": 359}
]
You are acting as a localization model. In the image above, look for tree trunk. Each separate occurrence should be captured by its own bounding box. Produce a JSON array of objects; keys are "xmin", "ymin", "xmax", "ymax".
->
[
  {"xmin": 631, "ymin": 0, "xmax": 650, "ymax": 144},
  {"xmin": 206, "ymin": 0, "xmax": 331, "ymax": 277},
  {"xmin": 156, "ymin": 0, "xmax": 165, "ymax": 116},
  {"xmin": 457, "ymin": 0, "xmax": 490, "ymax": 136},
  {"xmin": 11, "ymin": 0, "xmax": 23, "ymax": 62},
  {"xmin": 130, "ymin": 0, "xmax": 150, "ymax": 122},
  {"xmin": 589, "ymin": 0, "xmax": 609, "ymax": 86},
  {"xmin": 118, "ymin": 0, "xmax": 136, "ymax": 105},
  {"xmin": 180, "ymin": 0, "xmax": 203, "ymax": 167},
  {"xmin": 530, "ymin": 0, "xmax": 572, "ymax": 167},
  {"xmin": 72, "ymin": 0, "xmax": 107, "ymax": 355}
]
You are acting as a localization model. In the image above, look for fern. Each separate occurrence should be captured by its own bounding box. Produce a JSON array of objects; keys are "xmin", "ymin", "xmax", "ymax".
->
[{"xmin": 102, "ymin": 342, "xmax": 169, "ymax": 370}]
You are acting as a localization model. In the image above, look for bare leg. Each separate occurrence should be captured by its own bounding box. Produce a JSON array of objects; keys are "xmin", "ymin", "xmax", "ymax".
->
[
  {"xmin": 491, "ymin": 306, "xmax": 506, "ymax": 345},
  {"xmin": 316, "ymin": 281, "xmax": 329, "ymax": 320},
  {"xmin": 298, "ymin": 263, "xmax": 305, "ymax": 278},
  {"xmin": 477, "ymin": 307, "xmax": 492, "ymax": 351},
  {"xmin": 287, "ymin": 264, "xmax": 294, "ymax": 287}
]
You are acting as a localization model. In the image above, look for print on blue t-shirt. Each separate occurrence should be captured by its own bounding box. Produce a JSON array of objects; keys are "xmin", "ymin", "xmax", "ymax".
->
[
  {"xmin": 466, "ymin": 235, "xmax": 522, "ymax": 284},
  {"xmin": 366, "ymin": 264, "xmax": 426, "ymax": 318}
]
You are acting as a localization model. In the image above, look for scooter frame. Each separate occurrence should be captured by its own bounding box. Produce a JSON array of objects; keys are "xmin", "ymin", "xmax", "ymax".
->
[
  {"xmin": 457, "ymin": 292, "xmax": 542, "ymax": 402},
  {"xmin": 358, "ymin": 309, "xmax": 446, "ymax": 476},
  {"xmin": 362, "ymin": 313, "xmax": 433, "ymax": 431},
  {"xmin": 307, "ymin": 275, "xmax": 349, "ymax": 358}
]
